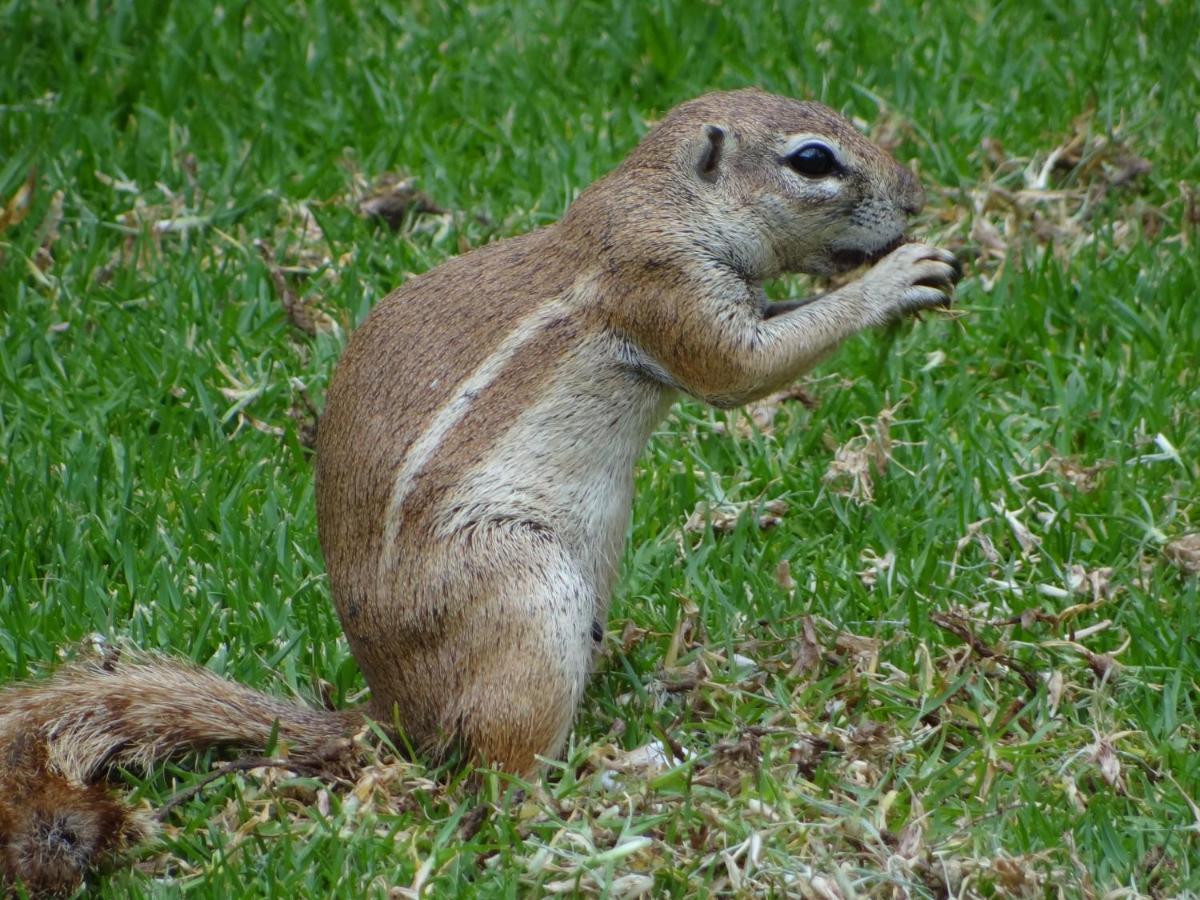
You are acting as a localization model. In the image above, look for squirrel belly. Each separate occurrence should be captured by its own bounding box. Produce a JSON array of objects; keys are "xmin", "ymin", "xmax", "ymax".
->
[{"xmin": 0, "ymin": 89, "xmax": 960, "ymax": 894}]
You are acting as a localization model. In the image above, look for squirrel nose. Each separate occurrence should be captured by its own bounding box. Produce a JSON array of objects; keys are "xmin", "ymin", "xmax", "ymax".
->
[{"xmin": 897, "ymin": 167, "xmax": 925, "ymax": 216}]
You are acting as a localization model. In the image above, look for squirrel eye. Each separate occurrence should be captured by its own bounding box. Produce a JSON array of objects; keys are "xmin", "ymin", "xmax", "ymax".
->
[{"xmin": 787, "ymin": 143, "xmax": 839, "ymax": 177}]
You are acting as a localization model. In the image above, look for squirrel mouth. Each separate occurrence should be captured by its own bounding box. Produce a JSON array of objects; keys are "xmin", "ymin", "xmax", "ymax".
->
[{"xmin": 830, "ymin": 235, "xmax": 907, "ymax": 271}]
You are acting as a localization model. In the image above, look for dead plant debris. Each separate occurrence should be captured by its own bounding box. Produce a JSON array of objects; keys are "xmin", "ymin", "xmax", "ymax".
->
[
  {"xmin": 1048, "ymin": 452, "xmax": 1113, "ymax": 493},
  {"xmin": 935, "ymin": 109, "xmax": 1163, "ymax": 288},
  {"xmin": 683, "ymin": 498, "xmax": 788, "ymax": 534},
  {"xmin": 1163, "ymin": 533, "xmax": 1200, "ymax": 575},
  {"xmin": 256, "ymin": 239, "xmax": 340, "ymax": 337},
  {"xmin": 0, "ymin": 169, "xmax": 36, "ymax": 234},
  {"xmin": 712, "ymin": 383, "xmax": 820, "ymax": 438},
  {"xmin": 822, "ymin": 405, "xmax": 898, "ymax": 505},
  {"xmin": 358, "ymin": 172, "xmax": 446, "ymax": 230},
  {"xmin": 33, "ymin": 189, "xmax": 64, "ymax": 272}
]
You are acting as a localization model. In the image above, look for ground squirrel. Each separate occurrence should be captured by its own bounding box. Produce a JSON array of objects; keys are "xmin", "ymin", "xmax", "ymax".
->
[{"xmin": 0, "ymin": 89, "xmax": 960, "ymax": 893}]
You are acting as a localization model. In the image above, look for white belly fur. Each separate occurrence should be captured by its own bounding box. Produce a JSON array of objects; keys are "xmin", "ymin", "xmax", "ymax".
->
[{"xmin": 439, "ymin": 337, "xmax": 675, "ymax": 604}]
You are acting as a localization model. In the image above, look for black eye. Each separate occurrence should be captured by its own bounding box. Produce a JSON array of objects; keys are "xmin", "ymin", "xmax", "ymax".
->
[{"xmin": 787, "ymin": 143, "xmax": 839, "ymax": 177}]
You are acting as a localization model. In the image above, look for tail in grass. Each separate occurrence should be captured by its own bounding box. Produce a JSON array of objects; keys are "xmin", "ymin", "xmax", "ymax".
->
[{"xmin": 0, "ymin": 650, "xmax": 362, "ymax": 894}]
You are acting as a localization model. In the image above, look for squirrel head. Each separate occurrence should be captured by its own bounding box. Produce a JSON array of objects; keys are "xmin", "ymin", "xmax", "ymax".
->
[{"xmin": 581, "ymin": 89, "xmax": 925, "ymax": 282}]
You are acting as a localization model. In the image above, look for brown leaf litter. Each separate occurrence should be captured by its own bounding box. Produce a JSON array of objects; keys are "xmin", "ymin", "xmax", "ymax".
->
[
  {"xmin": 772, "ymin": 558, "xmax": 799, "ymax": 593},
  {"xmin": 1163, "ymin": 533, "xmax": 1200, "ymax": 575},
  {"xmin": 32, "ymin": 189, "xmax": 64, "ymax": 272},
  {"xmin": 1089, "ymin": 737, "xmax": 1126, "ymax": 794},
  {"xmin": 357, "ymin": 173, "xmax": 446, "ymax": 230},
  {"xmin": 256, "ymin": 239, "xmax": 340, "ymax": 337},
  {"xmin": 1047, "ymin": 451, "xmax": 1113, "ymax": 493},
  {"xmin": 0, "ymin": 169, "xmax": 36, "ymax": 234},
  {"xmin": 929, "ymin": 610, "xmax": 1038, "ymax": 694},
  {"xmin": 787, "ymin": 615, "xmax": 825, "ymax": 678},
  {"xmin": 693, "ymin": 729, "xmax": 764, "ymax": 792},
  {"xmin": 590, "ymin": 739, "xmax": 683, "ymax": 783},
  {"xmin": 683, "ymin": 498, "xmax": 788, "ymax": 534},
  {"xmin": 0, "ymin": 171, "xmax": 67, "ymax": 281},
  {"xmin": 711, "ymin": 383, "xmax": 820, "ymax": 438},
  {"xmin": 856, "ymin": 548, "xmax": 895, "ymax": 589},
  {"xmin": 940, "ymin": 109, "xmax": 1160, "ymax": 286},
  {"xmin": 822, "ymin": 405, "xmax": 899, "ymax": 505}
]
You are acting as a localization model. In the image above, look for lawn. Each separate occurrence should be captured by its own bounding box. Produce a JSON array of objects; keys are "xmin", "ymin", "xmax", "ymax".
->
[{"xmin": 2, "ymin": 0, "xmax": 1198, "ymax": 896}]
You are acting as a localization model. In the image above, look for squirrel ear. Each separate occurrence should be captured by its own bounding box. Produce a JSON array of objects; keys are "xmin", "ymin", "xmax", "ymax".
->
[{"xmin": 696, "ymin": 124, "xmax": 726, "ymax": 182}]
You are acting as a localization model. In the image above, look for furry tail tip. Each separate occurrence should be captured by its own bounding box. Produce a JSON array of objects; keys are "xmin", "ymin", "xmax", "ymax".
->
[{"xmin": 1, "ymin": 734, "xmax": 152, "ymax": 896}]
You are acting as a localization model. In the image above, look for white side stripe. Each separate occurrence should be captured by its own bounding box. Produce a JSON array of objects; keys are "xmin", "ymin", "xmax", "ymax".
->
[{"xmin": 377, "ymin": 298, "xmax": 572, "ymax": 584}]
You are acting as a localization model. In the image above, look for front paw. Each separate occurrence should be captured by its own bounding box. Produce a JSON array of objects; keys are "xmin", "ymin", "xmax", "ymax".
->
[{"xmin": 862, "ymin": 242, "xmax": 962, "ymax": 324}]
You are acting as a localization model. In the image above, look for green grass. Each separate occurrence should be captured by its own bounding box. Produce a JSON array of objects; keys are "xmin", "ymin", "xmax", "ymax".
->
[{"xmin": 2, "ymin": 0, "xmax": 1199, "ymax": 895}]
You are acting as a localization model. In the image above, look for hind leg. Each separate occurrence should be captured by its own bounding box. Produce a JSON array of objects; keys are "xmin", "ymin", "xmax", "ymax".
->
[
  {"xmin": 444, "ymin": 531, "xmax": 597, "ymax": 774},
  {"xmin": 363, "ymin": 525, "xmax": 600, "ymax": 774}
]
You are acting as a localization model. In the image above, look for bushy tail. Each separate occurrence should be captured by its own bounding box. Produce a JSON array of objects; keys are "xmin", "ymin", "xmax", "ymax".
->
[{"xmin": 0, "ymin": 649, "xmax": 362, "ymax": 895}]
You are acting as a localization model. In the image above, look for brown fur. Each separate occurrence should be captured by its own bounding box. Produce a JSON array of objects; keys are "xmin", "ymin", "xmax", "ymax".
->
[
  {"xmin": 0, "ymin": 652, "xmax": 359, "ymax": 893},
  {"xmin": 0, "ymin": 89, "xmax": 959, "ymax": 893},
  {"xmin": 0, "ymin": 732, "xmax": 144, "ymax": 896}
]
